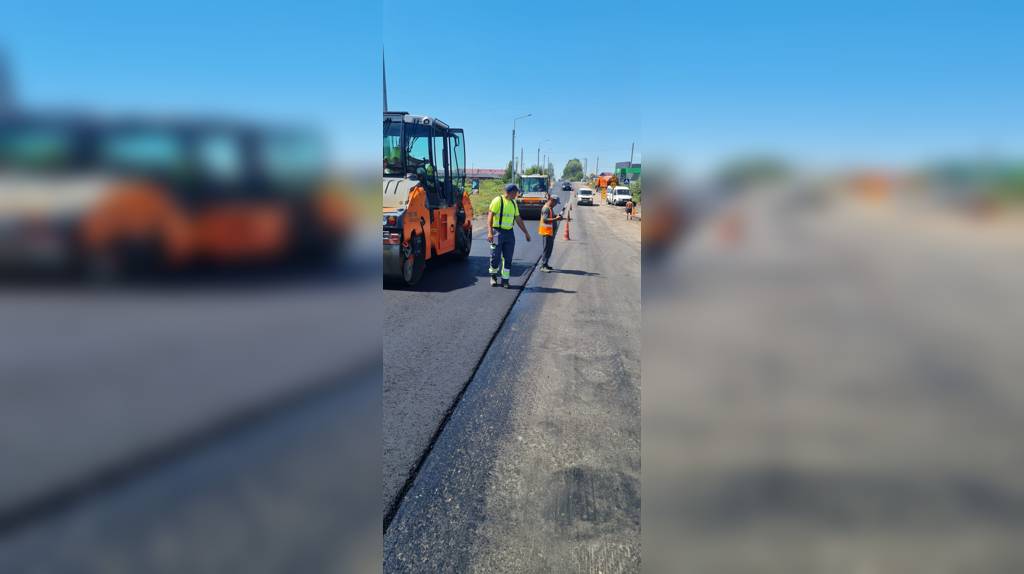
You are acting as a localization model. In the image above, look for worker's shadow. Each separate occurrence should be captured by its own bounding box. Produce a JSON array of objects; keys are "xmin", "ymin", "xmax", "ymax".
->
[
  {"xmin": 524, "ymin": 286, "xmax": 577, "ymax": 294},
  {"xmin": 553, "ymin": 268, "xmax": 599, "ymax": 277},
  {"xmin": 397, "ymin": 255, "xmax": 532, "ymax": 293}
]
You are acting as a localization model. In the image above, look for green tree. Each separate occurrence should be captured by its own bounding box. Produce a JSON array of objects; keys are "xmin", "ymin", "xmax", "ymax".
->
[
  {"xmin": 503, "ymin": 160, "xmax": 514, "ymax": 182},
  {"xmin": 525, "ymin": 164, "xmax": 544, "ymax": 175},
  {"xmin": 716, "ymin": 156, "xmax": 791, "ymax": 189},
  {"xmin": 562, "ymin": 158, "xmax": 584, "ymax": 181}
]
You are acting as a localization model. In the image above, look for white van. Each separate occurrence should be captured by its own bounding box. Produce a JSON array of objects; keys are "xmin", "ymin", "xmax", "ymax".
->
[{"xmin": 608, "ymin": 185, "xmax": 632, "ymax": 206}]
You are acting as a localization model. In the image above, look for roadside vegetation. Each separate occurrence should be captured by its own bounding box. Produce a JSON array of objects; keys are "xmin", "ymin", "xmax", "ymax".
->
[
  {"xmin": 924, "ymin": 160, "xmax": 1024, "ymax": 207},
  {"xmin": 562, "ymin": 159, "xmax": 584, "ymax": 181},
  {"xmin": 466, "ymin": 178, "xmax": 507, "ymax": 218}
]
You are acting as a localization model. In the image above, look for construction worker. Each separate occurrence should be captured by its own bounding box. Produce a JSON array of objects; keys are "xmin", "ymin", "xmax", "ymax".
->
[
  {"xmin": 487, "ymin": 183, "xmax": 531, "ymax": 288},
  {"xmin": 538, "ymin": 194, "xmax": 564, "ymax": 272}
]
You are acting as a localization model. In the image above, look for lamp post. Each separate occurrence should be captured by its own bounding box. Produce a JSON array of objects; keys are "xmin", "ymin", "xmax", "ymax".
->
[
  {"xmin": 0, "ymin": 49, "xmax": 13, "ymax": 113},
  {"xmin": 512, "ymin": 114, "xmax": 531, "ymax": 184},
  {"xmin": 536, "ymin": 139, "xmax": 550, "ymax": 174}
]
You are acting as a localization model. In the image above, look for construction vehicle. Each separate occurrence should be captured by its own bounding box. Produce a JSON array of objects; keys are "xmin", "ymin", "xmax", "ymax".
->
[
  {"xmin": 383, "ymin": 111, "xmax": 471, "ymax": 286},
  {"xmin": 0, "ymin": 112, "xmax": 347, "ymax": 278},
  {"xmin": 516, "ymin": 173, "xmax": 550, "ymax": 219},
  {"xmin": 596, "ymin": 173, "xmax": 618, "ymax": 202}
]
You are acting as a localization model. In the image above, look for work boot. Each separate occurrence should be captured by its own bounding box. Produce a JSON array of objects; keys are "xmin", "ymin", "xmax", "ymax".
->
[
  {"xmin": 502, "ymin": 280, "xmax": 510, "ymax": 289},
  {"xmin": 540, "ymin": 265, "xmax": 551, "ymax": 273},
  {"xmin": 490, "ymin": 275, "xmax": 498, "ymax": 287}
]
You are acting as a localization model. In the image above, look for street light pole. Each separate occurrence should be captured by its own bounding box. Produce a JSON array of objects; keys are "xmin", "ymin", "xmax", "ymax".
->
[
  {"xmin": 0, "ymin": 49, "xmax": 13, "ymax": 113},
  {"xmin": 512, "ymin": 113, "xmax": 531, "ymax": 183},
  {"xmin": 536, "ymin": 139, "xmax": 550, "ymax": 175}
]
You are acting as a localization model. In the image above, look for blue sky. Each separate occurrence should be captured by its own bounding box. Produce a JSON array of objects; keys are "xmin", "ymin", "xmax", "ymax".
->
[
  {"xmin": 383, "ymin": 0, "xmax": 641, "ymax": 175},
  {"xmin": 0, "ymin": 0, "xmax": 379, "ymax": 167},
  {"xmin": 4, "ymin": 1, "xmax": 1021, "ymax": 176},
  {"xmin": 643, "ymin": 1, "xmax": 1024, "ymax": 174}
]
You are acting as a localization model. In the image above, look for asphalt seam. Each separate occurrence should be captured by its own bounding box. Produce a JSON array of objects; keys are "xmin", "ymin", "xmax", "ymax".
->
[
  {"xmin": 0, "ymin": 357, "xmax": 380, "ymax": 537},
  {"xmin": 382, "ymin": 249, "xmax": 542, "ymax": 532}
]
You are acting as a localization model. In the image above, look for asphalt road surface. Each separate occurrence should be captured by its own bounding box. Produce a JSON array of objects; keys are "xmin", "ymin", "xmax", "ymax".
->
[
  {"xmin": 385, "ymin": 192, "xmax": 642, "ymax": 572},
  {"xmin": 0, "ymin": 366, "xmax": 380, "ymax": 573},
  {"xmin": 0, "ymin": 234, "xmax": 381, "ymax": 570},
  {"xmin": 644, "ymin": 188, "xmax": 1024, "ymax": 573},
  {"xmin": 382, "ymin": 184, "xmax": 570, "ymax": 514}
]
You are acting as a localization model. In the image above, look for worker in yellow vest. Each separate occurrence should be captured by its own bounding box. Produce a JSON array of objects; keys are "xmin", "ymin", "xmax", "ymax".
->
[
  {"xmin": 487, "ymin": 183, "xmax": 531, "ymax": 288},
  {"xmin": 538, "ymin": 194, "xmax": 564, "ymax": 272}
]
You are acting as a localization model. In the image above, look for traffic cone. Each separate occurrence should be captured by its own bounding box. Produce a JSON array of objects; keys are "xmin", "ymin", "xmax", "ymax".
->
[{"xmin": 563, "ymin": 209, "xmax": 571, "ymax": 240}]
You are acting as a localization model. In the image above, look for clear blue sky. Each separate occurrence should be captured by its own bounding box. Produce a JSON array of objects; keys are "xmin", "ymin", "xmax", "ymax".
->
[
  {"xmin": 0, "ymin": 0, "xmax": 379, "ymax": 167},
  {"xmin": 643, "ymin": 1, "xmax": 1024, "ymax": 174},
  {"xmin": 5, "ymin": 1, "xmax": 1021, "ymax": 176},
  {"xmin": 383, "ymin": 0, "xmax": 641, "ymax": 175}
]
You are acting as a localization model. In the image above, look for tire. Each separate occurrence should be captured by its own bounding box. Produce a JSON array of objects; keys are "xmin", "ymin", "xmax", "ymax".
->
[
  {"xmin": 80, "ymin": 238, "xmax": 163, "ymax": 284},
  {"xmin": 81, "ymin": 249, "xmax": 124, "ymax": 285},
  {"xmin": 401, "ymin": 234, "xmax": 425, "ymax": 286},
  {"xmin": 454, "ymin": 224, "xmax": 472, "ymax": 260}
]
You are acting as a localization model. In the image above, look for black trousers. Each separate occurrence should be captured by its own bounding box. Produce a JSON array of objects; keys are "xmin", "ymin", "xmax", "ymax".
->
[{"xmin": 542, "ymin": 234, "xmax": 555, "ymax": 266}]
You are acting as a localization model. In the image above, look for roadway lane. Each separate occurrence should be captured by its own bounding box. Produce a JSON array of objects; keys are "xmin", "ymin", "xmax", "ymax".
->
[
  {"xmin": 0, "ymin": 366, "xmax": 380, "ymax": 573},
  {"xmin": 382, "ymin": 184, "xmax": 569, "ymax": 515},
  {"xmin": 0, "ymin": 242, "xmax": 380, "ymax": 528},
  {"xmin": 385, "ymin": 198, "xmax": 642, "ymax": 571},
  {"xmin": 643, "ymin": 188, "xmax": 1024, "ymax": 571}
]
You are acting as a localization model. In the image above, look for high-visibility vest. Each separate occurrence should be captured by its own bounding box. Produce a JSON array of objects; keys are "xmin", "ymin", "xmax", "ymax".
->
[
  {"xmin": 490, "ymin": 196, "xmax": 518, "ymax": 230},
  {"xmin": 538, "ymin": 207, "xmax": 554, "ymax": 236}
]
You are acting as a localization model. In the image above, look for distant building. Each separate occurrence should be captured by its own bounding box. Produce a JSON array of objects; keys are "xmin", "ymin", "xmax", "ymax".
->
[
  {"xmin": 615, "ymin": 161, "xmax": 641, "ymax": 182},
  {"xmin": 466, "ymin": 168, "xmax": 505, "ymax": 180}
]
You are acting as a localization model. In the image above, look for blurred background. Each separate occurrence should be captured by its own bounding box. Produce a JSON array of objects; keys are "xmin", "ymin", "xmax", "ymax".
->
[
  {"xmin": 0, "ymin": 2, "xmax": 381, "ymax": 572},
  {"xmin": 643, "ymin": 2, "xmax": 1024, "ymax": 573}
]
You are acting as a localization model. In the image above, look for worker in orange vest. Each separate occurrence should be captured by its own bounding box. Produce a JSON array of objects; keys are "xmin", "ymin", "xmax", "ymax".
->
[{"xmin": 538, "ymin": 194, "xmax": 563, "ymax": 272}]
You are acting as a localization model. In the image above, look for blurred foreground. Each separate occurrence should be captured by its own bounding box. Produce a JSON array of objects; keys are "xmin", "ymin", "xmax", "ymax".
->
[
  {"xmin": 0, "ymin": 174, "xmax": 381, "ymax": 572},
  {"xmin": 644, "ymin": 171, "xmax": 1024, "ymax": 572},
  {"xmin": 0, "ymin": 5, "xmax": 383, "ymax": 565}
]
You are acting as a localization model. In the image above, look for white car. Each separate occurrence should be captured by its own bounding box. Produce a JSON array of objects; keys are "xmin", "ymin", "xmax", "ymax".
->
[
  {"xmin": 576, "ymin": 187, "xmax": 595, "ymax": 205},
  {"xmin": 608, "ymin": 185, "xmax": 632, "ymax": 206}
]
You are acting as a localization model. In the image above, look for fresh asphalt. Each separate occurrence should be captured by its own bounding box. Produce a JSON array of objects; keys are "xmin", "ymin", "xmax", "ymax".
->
[
  {"xmin": 0, "ymin": 365, "xmax": 381, "ymax": 573},
  {"xmin": 0, "ymin": 236, "xmax": 381, "ymax": 543},
  {"xmin": 385, "ymin": 190, "xmax": 642, "ymax": 572},
  {"xmin": 382, "ymin": 184, "xmax": 570, "ymax": 515}
]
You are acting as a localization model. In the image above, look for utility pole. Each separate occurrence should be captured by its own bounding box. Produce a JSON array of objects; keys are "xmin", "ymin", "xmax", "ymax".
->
[
  {"xmin": 380, "ymin": 53, "xmax": 387, "ymax": 112},
  {"xmin": 0, "ymin": 49, "xmax": 13, "ymax": 114},
  {"xmin": 629, "ymin": 141, "xmax": 635, "ymax": 165},
  {"xmin": 511, "ymin": 131, "xmax": 516, "ymax": 182},
  {"xmin": 519, "ymin": 147, "xmax": 523, "ymax": 181},
  {"xmin": 596, "ymin": 156, "xmax": 599, "ymax": 175},
  {"xmin": 512, "ymin": 114, "xmax": 531, "ymax": 183}
]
